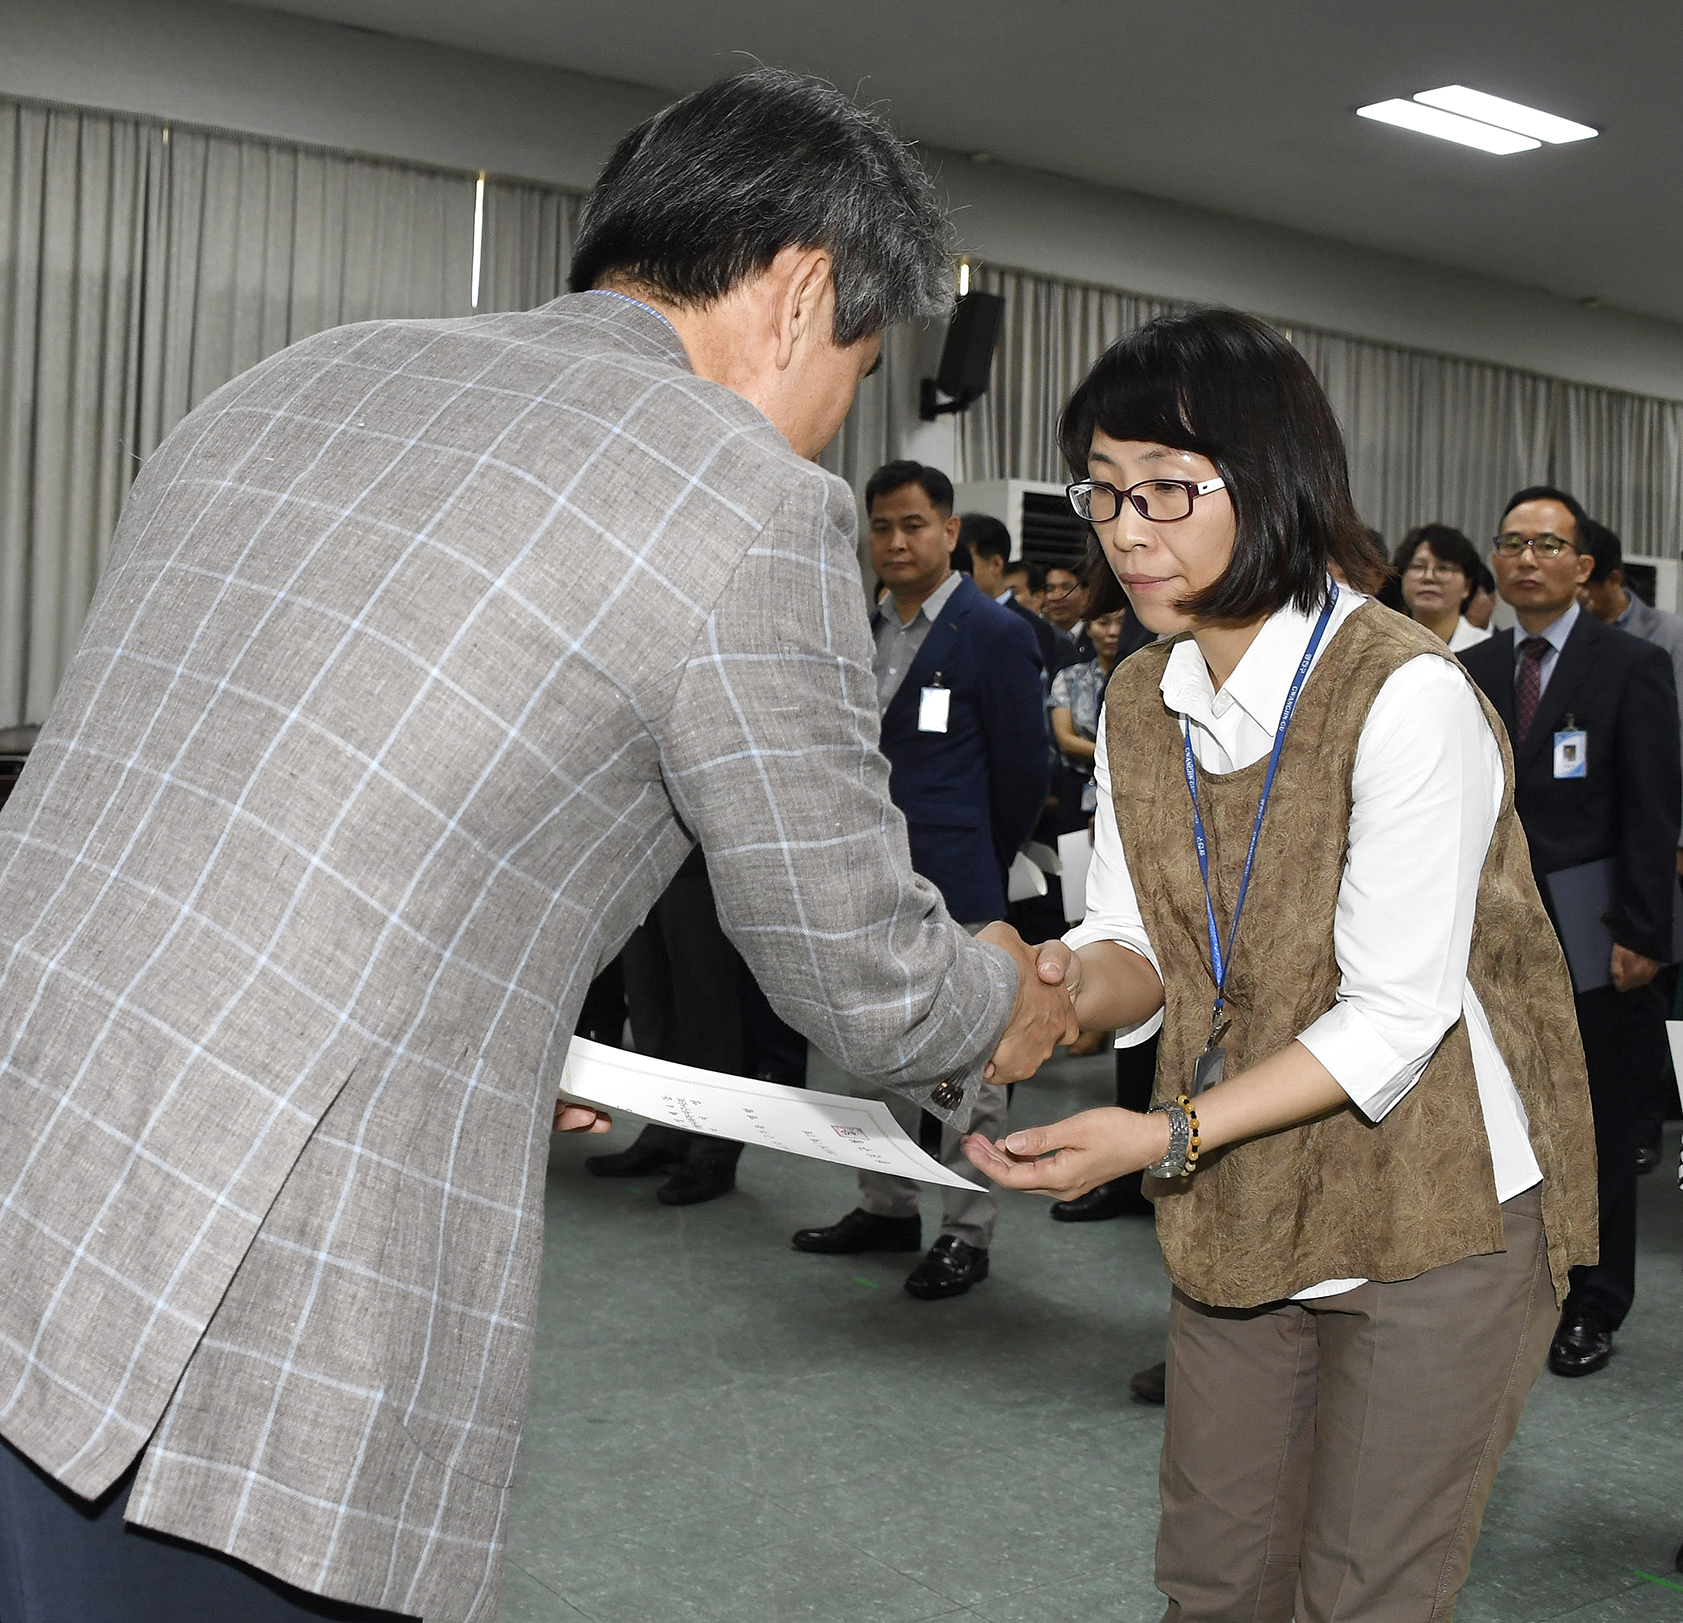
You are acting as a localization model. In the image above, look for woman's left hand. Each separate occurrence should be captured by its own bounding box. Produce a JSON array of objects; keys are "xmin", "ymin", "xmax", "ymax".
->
[{"xmin": 961, "ymin": 1106, "xmax": 1171, "ymax": 1199}]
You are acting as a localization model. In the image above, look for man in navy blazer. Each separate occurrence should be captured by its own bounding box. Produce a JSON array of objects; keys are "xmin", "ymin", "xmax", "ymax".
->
[
  {"xmin": 1460, "ymin": 485, "xmax": 1681, "ymax": 1380},
  {"xmin": 795, "ymin": 462, "xmax": 1048, "ymax": 1297}
]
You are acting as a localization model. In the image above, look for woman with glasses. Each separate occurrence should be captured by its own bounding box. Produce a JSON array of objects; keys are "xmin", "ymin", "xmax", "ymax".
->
[
  {"xmin": 963, "ymin": 308, "xmax": 1597, "ymax": 1623},
  {"xmin": 1394, "ymin": 523, "xmax": 1492, "ymax": 650}
]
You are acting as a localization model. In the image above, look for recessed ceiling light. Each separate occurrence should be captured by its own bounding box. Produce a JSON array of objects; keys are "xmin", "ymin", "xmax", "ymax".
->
[
  {"xmin": 1356, "ymin": 98, "xmax": 1540, "ymax": 155},
  {"xmin": 1412, "ymin": 86, "xmax": 1597, "ymax": 145}
]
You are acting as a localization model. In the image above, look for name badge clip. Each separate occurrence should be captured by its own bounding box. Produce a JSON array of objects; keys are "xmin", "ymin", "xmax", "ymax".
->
[
  {"xmin": 917, "ymin": 672, "xmax": 950, "ymax": 734},
  {"xmin": 1553, "ymin": 712, "xmax": 1587, "ymax": 779}
]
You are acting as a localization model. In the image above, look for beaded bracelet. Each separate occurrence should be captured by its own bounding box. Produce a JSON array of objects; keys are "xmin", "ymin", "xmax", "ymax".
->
[{"xmin": 1178, "ymin": 1094, "xmax": 1202, "ymax": 1177}]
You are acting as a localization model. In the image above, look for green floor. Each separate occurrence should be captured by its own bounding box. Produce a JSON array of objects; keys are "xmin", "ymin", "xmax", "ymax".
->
[{"xmin": 499, "ymin": 1048, "xmax": 1683, "ymax": 1623}]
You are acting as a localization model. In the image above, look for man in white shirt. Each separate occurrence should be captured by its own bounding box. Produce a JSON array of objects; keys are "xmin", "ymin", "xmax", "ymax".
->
[{"xmin": 795, "ymin": 463, "xmax": 1048, "ymax": 1300}]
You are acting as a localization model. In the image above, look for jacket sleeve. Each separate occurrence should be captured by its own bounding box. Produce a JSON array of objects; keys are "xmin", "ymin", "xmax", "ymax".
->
[
  {"xmin": 1611, "ymin": 640, "xmax": 1682, "ymax": 959},
  {"xmin": 649, "ymin": 465, "xmax": 1018, "ymax": 1126},
  {"xmin": 977, "ymin": 610, "xmax": 1051, "ymax": 872}
]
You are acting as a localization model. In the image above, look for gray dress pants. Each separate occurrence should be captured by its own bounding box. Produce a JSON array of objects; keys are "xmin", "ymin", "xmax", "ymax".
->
[
  {"xmin": 853, "ymin": 918, "xmax": 1005, "ymax": 1247},
  {"xmin": 853, "ymin": 1075, "xmax": 1006, "ymax": 1246}
]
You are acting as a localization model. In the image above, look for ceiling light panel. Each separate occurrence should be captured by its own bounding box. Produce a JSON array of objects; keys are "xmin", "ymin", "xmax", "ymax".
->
[
  {"xmin": 1412, "ymin": 86, "xmax": 1597, "ymax": 145},
  {"xmin": 1356, "ymin": 99, "xmax": 1541, "ymax": 155}
]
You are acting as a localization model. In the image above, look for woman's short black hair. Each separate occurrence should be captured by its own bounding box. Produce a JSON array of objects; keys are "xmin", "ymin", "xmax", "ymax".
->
[
  {"xmin": 1059, "ymin": 309, "xmax": 1384, "ymax": 622},
  {"xmin": 1392, "ymin": 524, "xmax": 1483, "ymax": 612}
]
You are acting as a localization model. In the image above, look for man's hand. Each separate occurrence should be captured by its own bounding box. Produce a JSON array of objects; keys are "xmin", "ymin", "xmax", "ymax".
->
[
  {"xmin": 1610, "ymin": 943, "xmax": 1661, "ymax": 993},
  {"xmin": 979, "ymin": 921, "xmax": 1079, "ymax": 1081},
  {"xmin": 961, "ymin": 1106, "xmax": 1170, "ymax": 1198},
  {"xmin": 553, "ymin": 1094, "xmax": 614, "ymax": 1134}
]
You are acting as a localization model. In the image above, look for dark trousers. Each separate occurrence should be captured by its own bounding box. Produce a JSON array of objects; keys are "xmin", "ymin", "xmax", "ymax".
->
[
  {"xmin": 1568, "ymin": 983, "xmax": 1648, "ymax": 1327},
  {"xmin": 620, "ymin": 850, "xmax": 806, "ymax": 1172},
  {"xmin": 573, "ymin": 954, "xmax": 627, "ymax": 1046},
  {"xmin": 1108, "ymin": 1029, "xmax": 1161, "ymax": 1204},
  {"xmin": 1632, "ymin": 963, "xmax": 1678, "ymax": 1144},
  {"xmin": 0, "ymin": 1436, "xmax": 413, "ymax": 1623}
]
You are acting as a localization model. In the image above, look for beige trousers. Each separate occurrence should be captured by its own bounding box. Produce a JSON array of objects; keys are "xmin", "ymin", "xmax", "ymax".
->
[
  {"xmin": 1157, "ymin": 1187, "xmax": 1551, "ymax": 1623},
  {"xmin": 853, "ymin": 1076, "xmax": 1005, "ymax": 1247}
]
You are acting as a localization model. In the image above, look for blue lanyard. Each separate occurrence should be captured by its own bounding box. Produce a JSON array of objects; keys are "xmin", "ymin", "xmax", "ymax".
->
[{"xmin": 1181, "ymin": 593, "xmax": 1337, "ymax": 1037}]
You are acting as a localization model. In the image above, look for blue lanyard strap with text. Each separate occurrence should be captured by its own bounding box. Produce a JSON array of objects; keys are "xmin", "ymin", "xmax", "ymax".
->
[{"xmin": 1181, "ymin": 592, "xmax": 1337, "ymax": 1039}]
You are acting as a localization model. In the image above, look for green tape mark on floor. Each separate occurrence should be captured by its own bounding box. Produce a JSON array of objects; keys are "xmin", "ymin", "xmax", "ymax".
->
[
  {"xmin": 853, "ymin": 1277, "xmax": 881, "ymax": 1289},
  {"xmin": 1634, "ymin": 1570, "xmax": 1683, "ymax": 1594}
]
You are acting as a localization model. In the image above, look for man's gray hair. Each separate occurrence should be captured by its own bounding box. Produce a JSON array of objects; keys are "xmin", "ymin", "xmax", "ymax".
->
[{"xmin": 568, "ymin": 68, "xmax": 955, "ymax": 345}]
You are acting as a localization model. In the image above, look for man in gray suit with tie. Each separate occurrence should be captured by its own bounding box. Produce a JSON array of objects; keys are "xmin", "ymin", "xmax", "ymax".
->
[{"xmin": 0, "ymin": 70, "xmax": 1073, "ymax": 1623}]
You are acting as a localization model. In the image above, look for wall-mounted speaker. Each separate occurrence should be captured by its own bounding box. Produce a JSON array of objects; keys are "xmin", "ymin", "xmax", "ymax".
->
[{"xmin": 920, "ymin": 292, "xmax": 1005, "ymax": 420}]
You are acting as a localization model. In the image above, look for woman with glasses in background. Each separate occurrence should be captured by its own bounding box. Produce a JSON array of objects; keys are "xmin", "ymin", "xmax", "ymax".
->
[
  {"xmin": 963, "ymin": 308, "xmax": 1598, "ymax": 1623},
  {"xmin": 1394, "ymin": 523, "xmax": 1492, "ymax": 650}
]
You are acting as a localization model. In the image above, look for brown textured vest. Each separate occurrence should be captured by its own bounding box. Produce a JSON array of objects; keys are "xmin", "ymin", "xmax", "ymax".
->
[{"xmin": 1109, "ymin": 602, "xmax": 1598, "ymax": 1309}]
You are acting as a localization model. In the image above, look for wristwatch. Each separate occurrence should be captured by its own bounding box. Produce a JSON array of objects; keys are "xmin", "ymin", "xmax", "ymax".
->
[{"xmin": 1146, "ymin": 1098, "xmax": 1192, "ymax": 1179}]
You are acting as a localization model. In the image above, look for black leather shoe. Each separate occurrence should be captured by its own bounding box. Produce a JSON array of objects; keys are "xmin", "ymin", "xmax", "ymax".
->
[
  {"xmin": 656, "ymin": 1163, "xmax": 736, "ymax": 1206},
  {"xmin": 585, "ymin": 1135, "xmax": 686, "ymax": 1179},
  {"xmin": 1636, "ymin": 1138, "xmax": 1662, "ymax": 1175},
  {"xmin": 903, "ymin": 1235, "xmax": 989, "ymax": 1300},
  {"xmin": 792, "ymin": 1209, "xmax": 922, "ymax": 1254},
  {"xmin": 1548, "ymin": 1307, "xmax": 1614, "ymax": 1377},
  {"xmin": 1051, "ymin": 1178, "xmax": 1153, "ymax": 1222},
  {"xmin": 1129, "ymin": 1360, "xmax": 1166, "ymax": 1405}
]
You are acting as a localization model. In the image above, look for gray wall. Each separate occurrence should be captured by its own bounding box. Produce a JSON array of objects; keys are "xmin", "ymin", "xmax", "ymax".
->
[{"xmin": 7, "ymin": 0, "xmax": 1683, "ymax": 402}]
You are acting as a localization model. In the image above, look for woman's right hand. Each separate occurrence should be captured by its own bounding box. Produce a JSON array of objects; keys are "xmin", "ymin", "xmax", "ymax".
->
[{"xmin": 1034, "ymin": 938, "xmax": 1083, "ymax": 998}]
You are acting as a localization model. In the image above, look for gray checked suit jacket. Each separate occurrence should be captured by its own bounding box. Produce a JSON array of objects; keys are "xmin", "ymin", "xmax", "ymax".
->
[{"xmin": 0, "ymin": 292, "xmax": 1017, "ymax": 1620}]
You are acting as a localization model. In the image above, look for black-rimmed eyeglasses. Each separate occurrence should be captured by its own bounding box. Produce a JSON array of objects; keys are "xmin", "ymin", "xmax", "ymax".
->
[{"xmin": 1066, "ymin": 476, "xmax": 1227, "ymax": 524}]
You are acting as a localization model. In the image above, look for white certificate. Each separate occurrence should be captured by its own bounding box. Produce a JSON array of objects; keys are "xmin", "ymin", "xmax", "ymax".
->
[{"xmin": 561, "ymin": 1038, "xmax": 985, "ymax": 1191}]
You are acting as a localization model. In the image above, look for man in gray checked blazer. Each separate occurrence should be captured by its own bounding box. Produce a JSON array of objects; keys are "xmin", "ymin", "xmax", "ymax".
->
[{"xmin": 0, "ymin": 71, "xmax": 1074, "ymax": 1623}]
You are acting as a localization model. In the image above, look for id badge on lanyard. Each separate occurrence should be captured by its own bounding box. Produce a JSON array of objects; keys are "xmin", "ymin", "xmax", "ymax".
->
[{"xmin": 1181, "ymin": 594, "xmax": 1336, "ymax": 1096}]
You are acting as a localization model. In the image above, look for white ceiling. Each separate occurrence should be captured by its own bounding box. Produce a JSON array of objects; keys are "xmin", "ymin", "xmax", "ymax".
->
[{"xmin": 223, "ymin": 0, "xmax": 1683, "ymax": 324}]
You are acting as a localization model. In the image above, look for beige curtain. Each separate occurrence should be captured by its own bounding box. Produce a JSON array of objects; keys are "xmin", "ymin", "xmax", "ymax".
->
[
  {"xmin": 478, "ymin": 179, "xmax": 578, "ymax": 313},
  {"xmin": 1553, "ymin": 382, "xmax": 1683, "ymax": 554},
  {"xmin": 1278, "ymin": 326, "xmax": 1556, "ymax": 547},
  {"xmin": 958, "ymin": 267, "xmax": 1181, "ymax": 486},
  {"xmin": 0, "ymin": 95, "xmax": 495, "ymax": 724},
  {"xmin": 956, "ymin": 261, "xmax": 1683, "ymax": 559},
  {"xmin": 0, "ymin": 101, "xmax": 164, "ymax": 725},
  {"xmin": 146, "ymin": 127, "xmax": 477, "ymax": 449}
]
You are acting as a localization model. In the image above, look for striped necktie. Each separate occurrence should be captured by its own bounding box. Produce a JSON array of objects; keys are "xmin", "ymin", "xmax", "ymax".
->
[{"xmin": 1515, "ymin": 636, "xmax": 1550, "ymax": 744}]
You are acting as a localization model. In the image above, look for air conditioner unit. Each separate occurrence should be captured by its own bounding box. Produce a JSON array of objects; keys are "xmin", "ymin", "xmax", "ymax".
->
[
  {"xmin": 1621, "ymin": 555, "xmax": 1680, "ymax": 615},
  {"xmin": 951, "ymin": 480, "xmax": 1091, "ymax": 570}
]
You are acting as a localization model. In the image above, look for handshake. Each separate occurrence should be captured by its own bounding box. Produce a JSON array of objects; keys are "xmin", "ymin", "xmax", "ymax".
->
[
  {"xmin": 551, "ymin": 920, "xmax": 1092, "ymax": 1138},
  {"xmin": 976, "ymin": 920, "xmax": 1084, "ymax": 1084}
]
